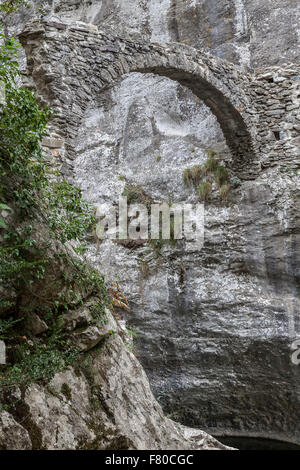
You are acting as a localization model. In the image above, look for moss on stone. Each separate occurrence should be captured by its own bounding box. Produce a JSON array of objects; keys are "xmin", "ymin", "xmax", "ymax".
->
[{"xmin": 61, "ymin": 383, "xmax": 72, "ymax": 401}]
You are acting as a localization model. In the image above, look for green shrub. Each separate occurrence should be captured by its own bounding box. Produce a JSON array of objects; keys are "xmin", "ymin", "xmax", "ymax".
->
[
  {"xmin": 215, "ymin": 166, "xmax": 228, "ymax": 186},
  {"xmin": 45, "ymin": 181, "xmax": 95, "ymax": 244},
  {"xmin": 204, "ymin": 157, "xmax": 219, "ymax": 173},
  {"xmin": 0, "ymin": 33, "xmax": 97, "ymax": 286},
  {"xmin": 198, "ymin": 181, "xmax": 212, "ymax": 201},
  {"xmin": 0, "ymin": 0, "xmax": 30, "ymax": 14},
  {"xmin": 0, "ymin": 338, "xmax": 77, "ymax": 388},
  {"xmin": 0, "ymin": 317, "xmax": 22, "ymax": 340},
  {"xmin": 0, "ymin": 30, "xmax": 108, "ymax": 393}
]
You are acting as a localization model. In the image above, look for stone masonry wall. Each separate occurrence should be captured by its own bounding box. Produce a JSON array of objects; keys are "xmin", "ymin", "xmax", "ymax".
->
[{"xmin": 19, "ymin": 18, "xmax": 300, "ymax": 182}]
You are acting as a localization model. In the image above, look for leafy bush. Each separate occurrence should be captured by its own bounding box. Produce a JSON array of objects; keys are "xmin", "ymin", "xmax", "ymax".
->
[
  {"xmin": 0, "ymin": 32, "xmax": 96, "ymax": 288},
  {"xmin": 0, "ymin": 30, "xmax": 107, "ymax": 392},
  {"xmin": 45, "ymin": 181, "xmax": 95, "ymax": 244},
  {"xmin": 0, "ymin": 338, "xmax": 77, "ymax": 388},
  {"xmin": 0, "ymin": 317, "xmax": 22, "ymax": 340}
]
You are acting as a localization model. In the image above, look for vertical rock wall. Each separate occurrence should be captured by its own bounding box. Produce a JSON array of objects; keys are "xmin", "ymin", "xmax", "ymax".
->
[{"xmin": 2, "ymin": 0, "xmax": 300, "ymax": 445}]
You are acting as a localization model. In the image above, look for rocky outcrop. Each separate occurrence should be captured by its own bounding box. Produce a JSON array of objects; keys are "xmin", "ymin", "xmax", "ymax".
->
[
  {"xmin": 0, "ymin": 411, "xmax": 32, "ymax": 450},
  {"xmin": 1, "ymin": 0, "xmax": 300, "ymax": 448},
  {"xmin": 0, "ymin": 308, "xmax": 229, "ymax": 450},
  {"xmin": 7, "ymin": 0, "xmax": 297, "ymax": 68},
  {"xmin": 0, "ymin": 214, "xmax": 229, "ymax": 449},
  {"xmin": 16, "ymin": 15, "xmax": 300, "ymax": 446}
]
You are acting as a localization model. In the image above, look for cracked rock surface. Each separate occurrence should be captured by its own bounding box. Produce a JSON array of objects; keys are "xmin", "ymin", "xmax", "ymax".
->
[{"xmin": 1, "ymin": 0, "xmax": 300, "ymax": 448}]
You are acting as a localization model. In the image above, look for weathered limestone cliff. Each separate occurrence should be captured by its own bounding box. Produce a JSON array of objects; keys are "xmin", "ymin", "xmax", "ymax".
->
[
  {"xmin": 1, "ymin": 0, "xmax": 300, "ymax": 449},
  {"xmin": 0, "ymin": 306, "xmax": 228, "ymax": 450}
]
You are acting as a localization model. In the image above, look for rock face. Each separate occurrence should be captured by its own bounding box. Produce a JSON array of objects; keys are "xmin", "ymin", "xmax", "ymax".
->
[
  {"xmin": 14, "ymin": 0, "xmax": 298, "ymax": 68},
  {"xmin": 2, "ymin": 1, "xmax": 300, "ymax": 68},
  {"xmin": 0, "ymin": 411, "xmax": 32, "ymax": 450},
  {"xmin": 0, "ymin": 307, "xmax": 229, "ymax": 450},
  {"xmin": 1, "ymin": 0, "xmax": 300, "ymax": 447}
]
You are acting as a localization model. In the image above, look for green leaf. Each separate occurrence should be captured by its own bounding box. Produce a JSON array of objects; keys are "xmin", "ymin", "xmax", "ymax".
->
[
  {"xmin": 0, "ymin": 203, "xmax": 12, "ymax": 211},
  {"xmin": 0, "ymin": 217, "xmax": 7, "ymax": 229}
]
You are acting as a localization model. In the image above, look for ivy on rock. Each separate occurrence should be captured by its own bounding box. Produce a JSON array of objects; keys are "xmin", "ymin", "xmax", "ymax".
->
[{"xmin": 0, "ymin": 30, "xmax": 108, "ymax": 394}]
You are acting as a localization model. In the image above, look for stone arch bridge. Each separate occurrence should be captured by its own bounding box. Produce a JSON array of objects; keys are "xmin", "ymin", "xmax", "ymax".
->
[
  {"xmin": 20, "ymin": 19, "xmax": 299, "ymax": 178},
  {"xmin": 18, "ymin": 18, "xmax": 300, "ymax": 445}
]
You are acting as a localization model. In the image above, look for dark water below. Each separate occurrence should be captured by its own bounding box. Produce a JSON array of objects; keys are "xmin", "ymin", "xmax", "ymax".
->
[{"xmin": 216, "ymin": 436, "xmax": 300, "ymax": 450}]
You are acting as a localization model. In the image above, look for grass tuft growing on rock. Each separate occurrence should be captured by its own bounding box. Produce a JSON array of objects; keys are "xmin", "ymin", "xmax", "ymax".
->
[
  {"xmin": 182, "ymin": 150, "xmax": 232, "ymax": 202},
  {"xmin": 215, "ymin": 165, "xmax": 228, "ymax": 187},
  {"xmin": 198, "ymin": 181, "xmax": 212, "ymax": 201},
  {"xmin": 190, "ymin": 165, "xmax": 203, "ymax": 186},
  {"xmin": 219, "ymin": 183, "xmax": 231, "ymax": 200},
  {"xmin": 183, "ymin": 168, "xmax": 193, "ymax": 187},
  {"xmin": 183, "ymin": 165, "xmax": 203, "ymax": 187},
  {"xmin": 204, "ymin": 157, "xmax": 219, "ymax": 173}
]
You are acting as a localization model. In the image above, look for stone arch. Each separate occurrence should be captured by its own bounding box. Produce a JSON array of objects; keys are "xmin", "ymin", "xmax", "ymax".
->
[
  {"xmin": 20, "ymin": 19, "xmax": 259, "ymax": 176},
  {"xmin": 120, "ymin": 57, "xmax": 256, "ymax": 174}
]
